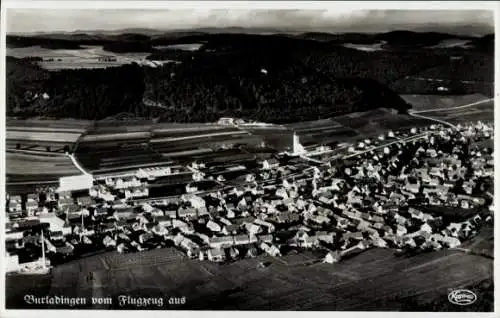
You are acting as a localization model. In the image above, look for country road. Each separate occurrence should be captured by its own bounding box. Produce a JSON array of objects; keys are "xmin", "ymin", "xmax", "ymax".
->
[
  {"xmin": 343, "ymin": 132, "xmax": 429, "ymax": 159},
  {"xmin": 407, "ymin": 76, "xmax": 493, "ymax": 85},
  {"xmin": 68, "ymin": 153, "xmax": 91, "ymax": 176},
  {"xmin": 408, "ymin": 113, "xmax": 459, "ymax": 130},
  {"xmin": 340, "ymin": 97, "xmax": 494, "ymax": 160},
  {"xmin": 407, "ymin": 98, "xmax": 494, "ymax": 151},
  {"xmin": 409, "ymin": 98, "xmax": 494, "ymax": 114}
]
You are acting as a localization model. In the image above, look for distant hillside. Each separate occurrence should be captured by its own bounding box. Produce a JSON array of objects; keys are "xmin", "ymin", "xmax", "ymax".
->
[
  {"xmin": 6, "ymin": 31, "xmax": 493, "ymax": 123},
  {"xmin": 6, "ymin": 30, "xmax": 482, "ymax": 51},
  {"xmin": 376, "ymin": 30, "xmax": 473, "ymax": 48},
  {"xmin": 7, "ymin": 36, "xmax": 83, "ymax": 49},
  {"xmin": 468, "ymin": 34, "xmax": 494, "ymax": 52},
  {"xmin": 6, "ymin": 48, "xmax": 411, "ymax": 123},
  {"xmin": 299, "ymin": 32, "xmax": 379, "ymax": 44}
]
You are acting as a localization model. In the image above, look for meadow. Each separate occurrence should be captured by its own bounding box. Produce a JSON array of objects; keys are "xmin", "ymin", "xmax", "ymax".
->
[
  {"xmin": 6, "ymin": 246, "xmax": 492, "ymax": 311},
  {"xmin": 400, "ymin": 94, "xmax": 490, "ymax": 112},
  {"xmin": 422, "ymin": 99, "xmax": 494, "ymax": 124},
  {"xmin": 6, "ymin": 152, "xmax": 81, "ymax": 184},
  {"xmin": 286, "ymin": 109, "xmax": 436, "ymax": 148}
]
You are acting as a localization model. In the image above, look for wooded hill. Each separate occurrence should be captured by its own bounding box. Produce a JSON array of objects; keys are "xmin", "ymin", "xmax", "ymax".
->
[{"xmin": 6, "ymin": 32, "xmax": 494, "ymax": 123}]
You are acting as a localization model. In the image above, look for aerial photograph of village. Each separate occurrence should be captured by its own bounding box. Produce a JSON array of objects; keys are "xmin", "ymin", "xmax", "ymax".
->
[{"xmin": 2, "ymin": 3, "xmax": 496, "ymax": 313}]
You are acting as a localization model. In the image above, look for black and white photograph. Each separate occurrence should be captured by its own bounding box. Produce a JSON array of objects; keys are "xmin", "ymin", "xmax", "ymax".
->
[{"xmin": 1, "ymin": 0, "xmax": 497, "ymax": 314}]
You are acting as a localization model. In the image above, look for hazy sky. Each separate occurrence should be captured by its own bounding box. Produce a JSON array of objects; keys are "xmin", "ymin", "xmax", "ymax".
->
[{"xmin": 7, "ymin": 9, "xmax": 495, "ymax": 35}]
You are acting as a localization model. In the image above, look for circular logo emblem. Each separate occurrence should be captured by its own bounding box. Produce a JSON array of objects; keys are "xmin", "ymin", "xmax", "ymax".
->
[{"xmin": 448, "ymin": 289, "xmax": 477, "ymax": 306}]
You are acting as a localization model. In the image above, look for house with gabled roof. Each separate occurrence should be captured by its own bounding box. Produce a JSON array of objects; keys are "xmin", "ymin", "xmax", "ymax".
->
[
  {"xmin": 233, "ymin": 234, "xmax": 251, "ymax": 245},
  {"xmin": 180, "ymin": 238, "xmax": 200, "ymax": 258},
  {"xmin": 245, "ymin": 223, "xmax": 262, "ymax": 236},
  {"xmin": 164, "ymin": 210, "xmax": 177, "ymax": 219},
  {"xmin": 342, "ymin": 231, "xmax": 364, "ymax": 242},
  {"xmin": 372, "ymin": 236, "xmax": 388, "ymax": 248},
  {"xmin": 396, "ymin": 224, "xmax": 408, "ymax": 236},
  {"xmin": 356, "ymin": 219, "xmax": 372, "ymax": 231},
  {"xmin": 207, "ymin": 248, "xmax": 225, "ymax": 262},
  {"xmin": 258, "ymin": 234, "xmax": 273, "ymax": 244},
  {"xmin": 219, "ymin": 217, "xmax": 232, "ymax": 226},
  {"xmin": 114, "ymin": 207, "xmax": 135, "ymax": 220},
  {"xmin": 317, "ymin": 231, "xmax": 335, "ymax": 244},
  {"xmin": 207, "ymin": 220, "xmax": 222, "ymax": 232},
  {"xmin": 197, "ymin": 206, "xmax": 209, "ymax": 217},
  {"xmin": 372, "ymin": 222, "xmax": 384, "ymax": 230},
  {"xmin": 178, "ymin": 207, "xmax": 198, "ymax": 219},
  {"xmin": 309, "ymin": 215, "xmax": 330, "ymax": 225},
  {"xmin": 323, "ymin": 250, "xmax": 341, "ymax": 264},
  {"xmin": 58, "ymin": 197, "xmax": 74, "ymax": 211},
  {"xmin": 195, "ymin": 232, "xmax": 211, "ymax": 245},
  {"xmin": 150, "ymin": 207, "xmax": 164, "ymax": 217},
  {"xmin": 259, "ymin": 242, "xmax": 281, "ymax": 257},
  {"xmin": 222, "ymin": 224, "xmax": 240, "ymax": 236},
  {"xmin": 209, "ymin": 236, "xmax": 233, "ymax": 249},
  {"xmin": 441, "ymin": 235, "xmax": 461, "ymax": 248},
  {"xmin": 25, "ymin": 200, "xmax": 38, "ymax": 216}
]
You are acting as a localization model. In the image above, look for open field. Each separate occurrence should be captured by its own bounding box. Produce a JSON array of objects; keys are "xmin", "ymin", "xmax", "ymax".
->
[
  {"xmin": 153, "ymin": 126, "xmax": 243, "ymax": 138},
  {"xmin": 75, "ymin": 122, "xmax": 268, "ymax": 171},
  {"xmin": 6, "ymin": 247, "xmax": 492, "ymax": 310},
  {"xmin": 287, "ymin": 109, "xmax": 436, "ymax": 148},
  {"xmin": 88, "ymin": 120, "xmax": 154, "ymax": 133},
  {"xmin": 6, "ymin": 118, "xmax": 89, "ymax": 153},
  {"xmin": 190, "ymin": 149, "xmax": 262, "ymax": 165},
  {"xmin": 243, "ymin": 126, "xmax": 294, "ymax": 152},
  {"xmin": 40, "ymin": 62, "xmax": 125, "ymax": 70},
  {"xmin": 80, "ymin": 132, "xmax": 152, "ymax": 143},
  {"xmin": 429, "ymin": 39, "xmax": 472, "ymax": 49},
  {"xmin": 7, "ymin": 118, "xmax": 91, "ymax": 131},
  {"xmin": 6, "ymin": 151, "xmax": 81, "ymax": 179},
  {"xmin": 401, "ymin": 94, "xmax": 490, "ymax": 112},
  {"xmin": 342, "ymin": 42, "xmax": 385, "ymax": 52},
  {"xmin": 7, "ymin": 130, "xmax": 83, "ymax": 144},
  {"xmin": 6, "ymin": 96, "xmax": 491, "ymax": 178},
  {"xmin": 286, "ymin": 118, "xmax": 358, "ymax": 146},
  {"xmin": 75, "ymin": 135, "xmax": 263, "ymax": 172},
  {"xmin": 7, "ymin": 45, "xmax": 150, "ymax": 70},
  {"xmin": 6, "ymin": 119, "xmax": 89, "ymax": 132},
  {"xmin": 154, "ymin": 43, "xmax": 204, "ymax": 51},
  {"xmin": 75, "ymin": 145, "xmax": 166, "ymax": 173},
  {"xmin": 6, "ymin": 182, "xmax": 60, "ymax": 196},
  {"xmin": 421, "ymin": 100, "xmax": 493, "ymax": 124},
  {"xmin": 153, "ymin": 134, "xmax": 262, "ymax": 157}
]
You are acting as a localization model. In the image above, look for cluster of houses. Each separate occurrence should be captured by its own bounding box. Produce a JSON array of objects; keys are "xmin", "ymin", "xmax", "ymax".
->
[{"xmin": 4, "ymin": 121, "xmax": 494, "ymax": 271}]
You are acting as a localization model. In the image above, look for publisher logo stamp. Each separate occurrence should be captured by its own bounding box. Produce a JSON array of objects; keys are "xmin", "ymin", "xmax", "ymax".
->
[{"xmin": 448, "ymin": 289, "xmax": 477, "ymax": 306}]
